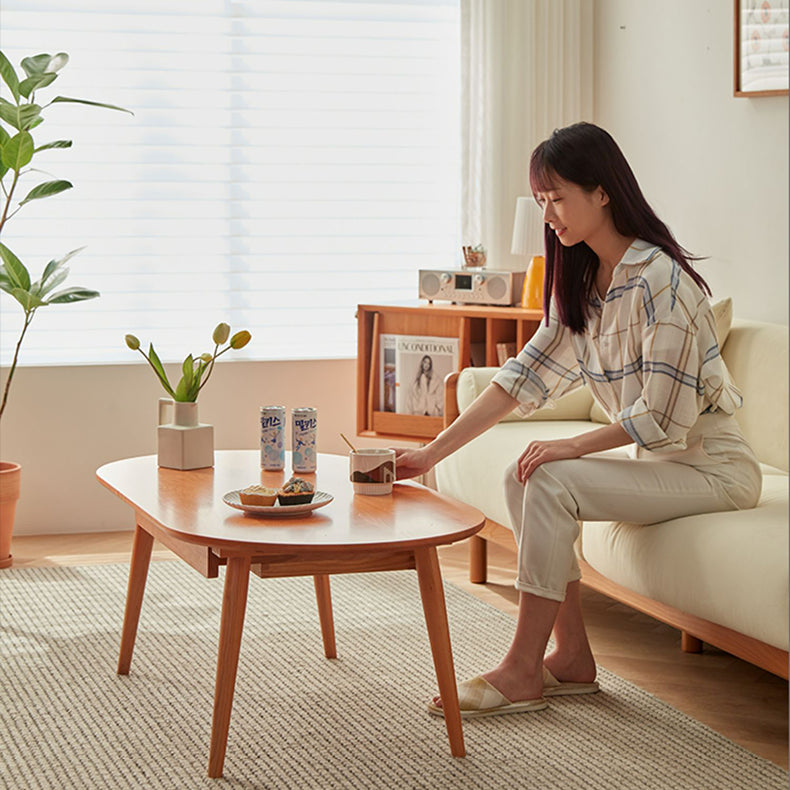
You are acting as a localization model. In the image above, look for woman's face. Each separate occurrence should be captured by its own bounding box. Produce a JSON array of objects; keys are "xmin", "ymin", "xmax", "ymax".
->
[
  {"xmin": 421, "ymin": 356, "xmax": 432, "ymax": 373},
  {"xmin": 534, "ymin": 176, "xmax": 609, "ymax": 248}
]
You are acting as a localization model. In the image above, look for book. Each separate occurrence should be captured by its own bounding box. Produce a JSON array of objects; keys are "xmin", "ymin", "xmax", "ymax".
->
[
  {"xmin": 496, "ymin": 341, "xmax": 517, "ymax": 366},
  {"xmin": 392, "ymin": 335, "xmax": 459, "ymax": 417},
  {"xmin": 380, "ymin": 334, "xmax": 397, "ymax": 412}
]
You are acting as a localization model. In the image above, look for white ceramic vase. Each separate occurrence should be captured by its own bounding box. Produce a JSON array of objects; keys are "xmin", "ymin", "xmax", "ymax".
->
[{"xmin": 157, "ymin": 398, "xmax": 214, "ymax": 470}]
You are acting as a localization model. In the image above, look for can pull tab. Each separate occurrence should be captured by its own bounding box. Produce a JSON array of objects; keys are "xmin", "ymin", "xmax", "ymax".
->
[{"xmin": 158, "ymin": 397, "xmax": 174, "ymax": 426}]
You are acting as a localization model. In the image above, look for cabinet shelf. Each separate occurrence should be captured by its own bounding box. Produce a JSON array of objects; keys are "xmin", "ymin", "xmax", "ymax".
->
[{"xmin": 356, "ymin": 302, "xmax": 543, "ymax": 443}]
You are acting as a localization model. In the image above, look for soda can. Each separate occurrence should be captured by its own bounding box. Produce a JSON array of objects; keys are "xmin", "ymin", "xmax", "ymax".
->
[
  {"xmin": 260, "ymin": 406, "xmax": 286, "ymax": 470},
  {"xmin": 291, "ymin": 406, "xmax": 317, "ymax": 473}
]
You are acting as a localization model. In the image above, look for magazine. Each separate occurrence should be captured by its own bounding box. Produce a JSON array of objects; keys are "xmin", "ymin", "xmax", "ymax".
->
[
  {"xmin": 379, "ymin": 334, "xmax": 397, "ymax": 412},
  {"xmin": 392, "ymin": 335, "xmax": 459, "ymax": 417}
]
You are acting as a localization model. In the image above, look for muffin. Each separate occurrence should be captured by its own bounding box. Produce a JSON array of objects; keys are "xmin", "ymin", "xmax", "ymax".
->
[
  {"xmin": 277, "ymin": 476, "xmax": 314, "ymax": 506},
  {"xmin": 239, "ymin": 484, "xmax": 278, "ymax": 506}
]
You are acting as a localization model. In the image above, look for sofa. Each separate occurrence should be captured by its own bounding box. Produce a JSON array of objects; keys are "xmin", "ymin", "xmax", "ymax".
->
[{"xmin": 434, "ymin": 315, "xmax": 789, "ymax": 678}]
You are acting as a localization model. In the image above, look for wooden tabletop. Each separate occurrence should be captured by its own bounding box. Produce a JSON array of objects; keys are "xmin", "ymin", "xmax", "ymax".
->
[{"xmin": 97, "ymin": 451, "xmax": 485, "ymax": 552}]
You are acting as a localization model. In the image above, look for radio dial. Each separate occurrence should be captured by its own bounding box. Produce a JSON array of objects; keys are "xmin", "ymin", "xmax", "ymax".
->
[
  {"xmin": 473, "ymin": 274, "xmax": 485, "ymax": 287},
  {"xmin": 440, "ymin": 272, "xmax": 452, "ymax": 285}
]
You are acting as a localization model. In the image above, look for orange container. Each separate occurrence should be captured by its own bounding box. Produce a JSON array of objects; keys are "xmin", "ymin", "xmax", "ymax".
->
[{"xmin": 522, "ymin": 255, "xmax": 545, "ymax": 309}]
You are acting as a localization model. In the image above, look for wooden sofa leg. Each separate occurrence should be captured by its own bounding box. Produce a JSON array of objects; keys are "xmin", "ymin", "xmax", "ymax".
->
[
  {"xmin": 469, "ymin": 535, "xmax": 487, "ymax": 584},
  {"xmin": 681, "ymin": 632, "xmax": 703, "ymax": 653}
]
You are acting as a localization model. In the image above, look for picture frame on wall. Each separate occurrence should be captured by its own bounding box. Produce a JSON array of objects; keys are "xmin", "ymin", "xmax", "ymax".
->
[{"xmin": 734, "ymin": 0, "xmax": 789, "ymax": 97}]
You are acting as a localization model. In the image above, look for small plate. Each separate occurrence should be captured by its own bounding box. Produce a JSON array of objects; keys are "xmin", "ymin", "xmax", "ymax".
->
[{"xmin": 223, "ymin": 490, "xmax": 333, "ymax": 518}]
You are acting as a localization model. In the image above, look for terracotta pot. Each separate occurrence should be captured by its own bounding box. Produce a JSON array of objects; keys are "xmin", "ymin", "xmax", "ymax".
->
[{"xmin": 0, "ymin": 461, "xmax": 21, "ymax": 569}]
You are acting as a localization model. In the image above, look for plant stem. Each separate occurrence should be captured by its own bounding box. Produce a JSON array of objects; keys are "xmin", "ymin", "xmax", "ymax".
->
[
  {"xmin": 0, "ymin": 170, "xmax": 20, "ymax": 236},
  {"xmin": 0, "ymin": 310, "xmax": 33, "ymax": 419},
  {"xmin": 197, "ymin": 343, "xmax": 220, "ymax": 394}
]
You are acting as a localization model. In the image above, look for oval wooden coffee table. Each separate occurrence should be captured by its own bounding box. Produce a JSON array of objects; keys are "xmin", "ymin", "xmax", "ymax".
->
[{"xmin": 97, "ymin": 450, "xmax": 485, "ymax": 778}]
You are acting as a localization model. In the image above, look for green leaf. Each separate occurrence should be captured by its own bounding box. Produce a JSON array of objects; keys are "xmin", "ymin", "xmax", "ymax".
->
[
  {"xmin": 1, "ymin": 131, "xmax": 34, "ymax": 171},
  {"xmin": 0, "ymin": 126, "xmax": 9, "ymax": 179},
  {"xmin": 34, "ymin": 266, "xmax": 68, "ymax": 298},
  {"xmin": 147, "ymin": 343, "xmax": 174, "ymax": 397},
  {"xmin": 181, "ymin": 354, "xmax": 194, "ymax": 389},
  {"xmin": 20, "ymin": 53, "xmax": 68, "ymax": 77},
  {"xmin": 19, "ymin": 72, "xmax": 57, "ymax": 99},
  {"xmin": 45, "ymin": 286, "xmax": 99, "ymax": 304},
  {"xmin": 0, "ymin": 243, "xmax": 30, "ymax": 290},
  {"xmin": 34, "ymin": 139, "xmax": 72, "ymax": 153},
  {"xmin": 7, "ymin": 286, "xmax": 45, "ymax": 311},
  {"xmin": 19, "ymin": 179, "xmax": 72, "ymax": 206},
  {"xmin": 0, "ymin": 103, "xmax": 19, "ymax": 130},
  {"xmin": 50, "ymin": 96, "xmax": 133, "ymax": 115},
  {"xmin": 0, "ymin": 52, "xmax": 20, "ymax": 103},
  {"xmin": 174, "ymin": 376, "xmax": 190, "ymax": 402},
  {"xmin": 39, "ymin": 247, "xmax": 83, "ymax": 290},
  {"xmin": 0, "ymin": 103, "xmax": 41, "ymax": 132}
]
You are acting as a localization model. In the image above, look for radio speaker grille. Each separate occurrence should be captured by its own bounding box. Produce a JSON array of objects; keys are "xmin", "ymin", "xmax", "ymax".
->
[{"xmin": 420, "ymin": 272, "xmax": 440, "ymax": 297}]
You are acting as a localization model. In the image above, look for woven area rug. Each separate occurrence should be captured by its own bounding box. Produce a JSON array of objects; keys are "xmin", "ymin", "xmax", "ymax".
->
[{"xmin": 0, "ymin": 562, "xmax": 786, "ymax": 790}]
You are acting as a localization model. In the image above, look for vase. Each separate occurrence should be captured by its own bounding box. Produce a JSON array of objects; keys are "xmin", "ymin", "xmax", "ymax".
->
[
  {"xmin": 157, "ymin": 398, "xmax": 214, "ymax": 470},
  {"xmin": 0, "ymin": 461, "xmax": 21, "ymax": 569}
]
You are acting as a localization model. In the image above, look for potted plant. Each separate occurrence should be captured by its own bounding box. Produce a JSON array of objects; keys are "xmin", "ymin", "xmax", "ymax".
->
[
  {"xmin": 0, "ymin": 50, "xmax": 132, "ymax": 567},
  {"xmin": 124, "ymin": 325, "xmax": 251, "ymax": 470}
]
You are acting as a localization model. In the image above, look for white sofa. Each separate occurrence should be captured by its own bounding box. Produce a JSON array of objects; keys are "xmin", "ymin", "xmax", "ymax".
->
[{"xmin": 435, "ymin": 318, "xmax": 789, "ymax": 678}]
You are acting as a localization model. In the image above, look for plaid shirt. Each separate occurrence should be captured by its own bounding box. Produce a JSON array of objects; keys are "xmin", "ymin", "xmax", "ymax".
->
[{"xmin": 492, "ymin": 239, "xmax": 742, "ymax": 452}]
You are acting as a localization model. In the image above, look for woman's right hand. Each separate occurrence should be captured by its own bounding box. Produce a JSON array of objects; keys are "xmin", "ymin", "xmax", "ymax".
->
[{"xmin": 393, "ymin": 447, "xmax": 434, "ymax": 480}]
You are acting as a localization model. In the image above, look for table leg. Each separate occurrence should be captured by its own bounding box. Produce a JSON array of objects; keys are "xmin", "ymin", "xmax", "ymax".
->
[
  {"xmin": 414, "ymin": 546, "xmax": 465, "ymax": 758},
  {"xmin": 117, "ymin": 524, "xmax": 154, "ymax": 675},
  {"xmin": 208, "ymin": 554, "xmax": 252, "ymax": 779},
  {"xmin": 313, "ymin": 574, "xmax": 337, "ymax": 659}
]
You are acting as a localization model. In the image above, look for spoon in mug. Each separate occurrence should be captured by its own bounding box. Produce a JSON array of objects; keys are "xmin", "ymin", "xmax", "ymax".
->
[{"xmin": 340, "ymin": 432, "xmax": 358, "ymax": 453}]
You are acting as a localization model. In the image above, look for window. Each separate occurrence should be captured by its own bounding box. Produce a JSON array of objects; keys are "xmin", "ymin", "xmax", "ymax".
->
[{"xmin": 0, "ymin": 0, "xmax": 461, "ymax": 364}]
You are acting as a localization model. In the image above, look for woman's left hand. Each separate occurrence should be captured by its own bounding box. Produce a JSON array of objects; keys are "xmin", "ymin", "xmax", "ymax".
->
[{"xmin": 516, "ymin": 437, "xmax": 582, "ymax": 482}]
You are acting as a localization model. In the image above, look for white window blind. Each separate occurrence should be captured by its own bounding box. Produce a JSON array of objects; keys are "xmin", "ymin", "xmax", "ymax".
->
[{"xmin": 0, "ymin": 0, "xmax": 461, "ymax": 365}]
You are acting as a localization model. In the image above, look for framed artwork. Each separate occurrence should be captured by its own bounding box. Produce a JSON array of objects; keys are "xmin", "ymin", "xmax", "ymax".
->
[{"xmin": 734, "ymin": 0, "xmax": 789, "ymax": 96}]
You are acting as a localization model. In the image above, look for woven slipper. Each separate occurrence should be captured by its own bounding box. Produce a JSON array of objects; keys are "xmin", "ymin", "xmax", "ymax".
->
[
  {"xmin": 427, "ymin": 675, "xmax": 547, "ymax": 719},
  {"xmin": 542, "ymin": 666, "xmax": 599, "ymax": 697}
]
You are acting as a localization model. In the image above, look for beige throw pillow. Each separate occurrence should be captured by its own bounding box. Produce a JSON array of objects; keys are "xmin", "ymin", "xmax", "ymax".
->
[{"xmin": 711, "ymin": 297, "xmax": 733, "ymax": 349}]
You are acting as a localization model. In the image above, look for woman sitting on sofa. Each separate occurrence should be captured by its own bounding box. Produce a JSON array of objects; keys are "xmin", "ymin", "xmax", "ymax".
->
[{"xmin": 394, "ymin": 122, "xmax": 762, "ymax": 719}]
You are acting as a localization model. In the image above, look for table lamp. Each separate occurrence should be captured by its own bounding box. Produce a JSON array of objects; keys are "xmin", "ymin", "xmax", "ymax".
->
[{"xmin": 511, "ymin": 197, "xmax": 545, "ymax": 309}]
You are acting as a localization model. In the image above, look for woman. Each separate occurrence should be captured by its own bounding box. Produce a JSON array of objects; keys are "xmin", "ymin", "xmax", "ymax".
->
[
  {"xmin": 406, "ymin": 354, "xmax": 443, "ymax": 416},
  {"xmin": 394, "ymin": 122, "xmax": 761, "ymax": 719}
]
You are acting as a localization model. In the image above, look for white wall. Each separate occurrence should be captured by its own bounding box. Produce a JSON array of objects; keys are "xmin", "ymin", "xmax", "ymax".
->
[
  {"xmin": 3, "ymin": 1, "xmax": 787, "ymax": 538},
  {"xmin": 593, "ymin": 1, "xmax": 788, "ymax": 324},
  {"xmin": 1, "ymin": 359, "xmax": 397, "ymax": 536}
]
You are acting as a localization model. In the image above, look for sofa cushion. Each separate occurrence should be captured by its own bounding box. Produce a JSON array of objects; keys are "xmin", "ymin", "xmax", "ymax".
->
[
  {"xmin": 580, "ymin": 472, "xmax": 789, "ymax": 651},
  {"xmin": 722, "ymin": 320, "xmax": 789, "ymax": 472}
]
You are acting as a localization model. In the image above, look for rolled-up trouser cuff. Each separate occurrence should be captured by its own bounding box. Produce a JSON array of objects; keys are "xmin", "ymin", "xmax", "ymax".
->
[{"xmin": 513, "ymin": 579, "xmax": 567, "ymax": 602}]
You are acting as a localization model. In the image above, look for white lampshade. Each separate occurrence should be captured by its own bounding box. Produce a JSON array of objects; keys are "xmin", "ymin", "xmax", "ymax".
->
[{"xmin": 510, "ymin": 196, "xmax": 544, "ymax": 257}]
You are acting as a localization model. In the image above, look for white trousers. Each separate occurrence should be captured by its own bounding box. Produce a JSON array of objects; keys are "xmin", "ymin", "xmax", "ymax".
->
[{"xmin": 503, "ymin": 412, "xmax": 762, "ymax": 602}]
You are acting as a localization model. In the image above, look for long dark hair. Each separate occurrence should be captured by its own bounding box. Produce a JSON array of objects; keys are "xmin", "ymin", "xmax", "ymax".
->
[{"xmin": 529, "ymin": 122, "xmax": 710, "ymax": 333}]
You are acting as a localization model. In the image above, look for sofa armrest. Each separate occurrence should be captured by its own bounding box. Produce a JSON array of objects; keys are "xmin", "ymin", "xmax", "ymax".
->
[{"xmin": 444, "ymin": 371, "xmax": 461, "ymax": 429}]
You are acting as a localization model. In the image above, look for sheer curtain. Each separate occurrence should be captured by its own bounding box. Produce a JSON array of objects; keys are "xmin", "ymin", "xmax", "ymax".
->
[
  {"xmin": 0, "ymin": 0, "xmax": 461, "ymax": 365},
  {"xmin": 460, "ymin": 0, "xmax": 593, "ymax": 270}
]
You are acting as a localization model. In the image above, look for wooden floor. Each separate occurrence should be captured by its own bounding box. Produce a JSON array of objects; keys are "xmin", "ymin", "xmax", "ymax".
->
[{"xmin": 8, "ymin": 531, "xmax": 788, "ymax": 769}]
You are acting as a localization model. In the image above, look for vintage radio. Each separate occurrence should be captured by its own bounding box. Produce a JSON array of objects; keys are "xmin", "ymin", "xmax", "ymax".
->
[{"xmin": 418, "ymin": 268, "xmax": 525, "ymax": 306}]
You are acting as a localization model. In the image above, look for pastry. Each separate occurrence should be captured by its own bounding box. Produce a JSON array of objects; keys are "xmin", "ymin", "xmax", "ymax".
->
[
  {"xmin": 277, "ymin": 476, "xmax": 314, "ymax": 506},
  {"xmin": 239, "ymin": 484, "xmax": 278, "ymax": 506}
]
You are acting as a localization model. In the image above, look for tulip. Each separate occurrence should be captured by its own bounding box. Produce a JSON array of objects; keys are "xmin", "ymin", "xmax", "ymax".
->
[
  {"xmin": 230, "ymin": 330, "xmax": 251, "ymax": 349},
  {"xmin": 212, "ymin": 322, "xmax": 230, "ymax": 345},
  {"xmin": 125, "ymin": 334, "xmax": 140, "ymax": 350}
]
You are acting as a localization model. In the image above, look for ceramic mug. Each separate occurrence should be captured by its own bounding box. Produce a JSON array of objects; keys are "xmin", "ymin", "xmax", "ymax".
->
[{"xmin": 349, "ymin": 448, "xmax": 396, "ymax": 495}]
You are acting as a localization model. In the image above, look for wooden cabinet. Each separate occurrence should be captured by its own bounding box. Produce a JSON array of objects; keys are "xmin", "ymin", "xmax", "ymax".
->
[{"xmin": 356, "ymin": 302, "xmax": 543, "ymax": 442}]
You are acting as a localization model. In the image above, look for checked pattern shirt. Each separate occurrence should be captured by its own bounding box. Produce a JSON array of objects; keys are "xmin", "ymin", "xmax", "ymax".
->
[{"xmin": 492, "ymin": 239, "xmax": 742, "ymax": 453}]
